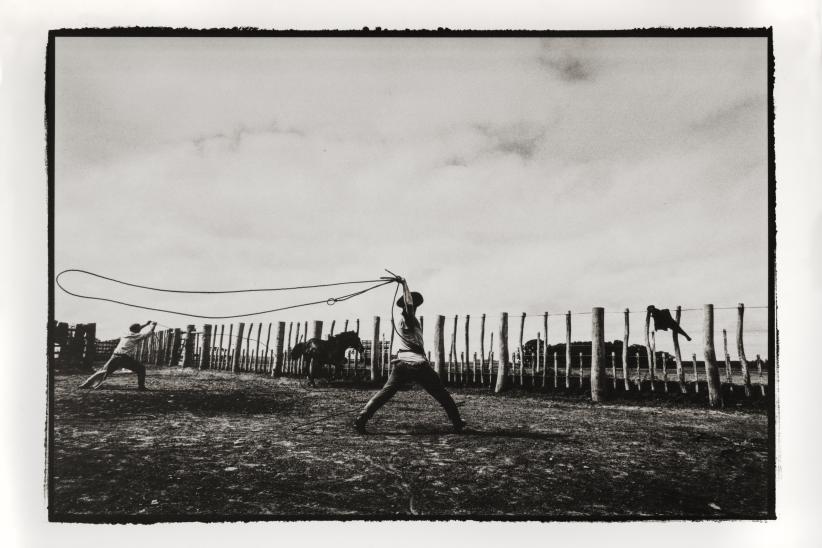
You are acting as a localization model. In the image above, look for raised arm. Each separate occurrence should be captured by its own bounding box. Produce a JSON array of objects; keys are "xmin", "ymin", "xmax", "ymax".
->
[{"xmin": 138, "ymin": 321, "xmax": 157, "ymax": 340}]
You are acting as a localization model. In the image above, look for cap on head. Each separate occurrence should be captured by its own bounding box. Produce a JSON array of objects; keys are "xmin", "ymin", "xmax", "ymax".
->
[
  {"xmin": 396, "ymin": 292, "xmax": 424, "ymax": 309},
  {"xmin": 129, "ymin": 323, "xmax": 142, "ymax": 333}
]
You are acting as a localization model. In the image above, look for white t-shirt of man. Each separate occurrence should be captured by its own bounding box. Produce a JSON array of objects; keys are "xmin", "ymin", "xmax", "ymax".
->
[{"xmin": 112, "ymin": 326, "xmax": 155, "ymax": 358}]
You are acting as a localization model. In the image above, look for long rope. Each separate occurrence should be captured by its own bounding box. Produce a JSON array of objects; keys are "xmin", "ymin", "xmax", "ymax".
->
[
  {"xmin": 56, "ymin": 269, "xmax": 386, "ymax": 294},
  {"xmin": 56, "ymin": 268, "xmax": 394, "ymax": 320}
]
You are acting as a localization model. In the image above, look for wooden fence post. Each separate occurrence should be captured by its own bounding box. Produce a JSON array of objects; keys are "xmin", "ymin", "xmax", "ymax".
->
[
  {"xmin": 273, "ymin": 322, "xmax": 285, "ymax": 377},
  {"xmin": 650, "ymin": 331, "xmax": 657, "ymax": 391},
  {"xmin": 183, "ymin": 325, "xmax": 196, "ymax": 368},
  {"xmin": 216, "ymin": 325, "xmax": 224, "ymax": 369},
  {"xmin": 722, "ymin": 328, "xmax": 733, "ymax": 387},
  {"xmin": 543, "ymin": 312, "xmax": 549, "ymax": 387},
  {"xmin": 704, "ymin": 304, "xmax": 723, "ymax": 408},
  {"xmin": 253, "ymin": 323, "xmax": 262, "ymax": 372},
  {"xmin": 451, "ymin": 315, "xmax": 458, "ymax": 383},
  {"xmin": 565, "ymin": 311, "xmax": 572, "ymax": 388},
  {"xmin": 662, "ymin": 353, "xmax": 669, "ymax": 392},
  {"xmin": 165, "ymin": 329, "xmax": 176, "ymax": 365},
  {"xmin": 644, "ymin": 308, "xmax": 654, "ymax": 390},
  {"xmin": 312, "ymin": 320, "xmax": 323, "ymax": 379},
  {"xmin": 622, "ymin": 309, "xmax": 630, "ymax": 390},
  {"xmin": 264, "ymin": 323, "xmax": 272, "ymax": 373},
  {"xmin": 67, "ymin": 324, "xmax": 86, "ymax": 367},
  {"xmin": 494, "ymin": 312, "xmax": 509, "ymax": 394},
  {"xmin": 672, "ymin": 305, "xmax": 687, "ymax": 394},
  {"xmin": 169, "ymin": 328, "xmax": 182, "ymax": 366},
  {"xmin": 538, "ymin": 332, "xmax": 544, "ymax": 387},
  {"xmin": 757, "ymin": 354, "xmax": 765, "ymax": 396},
  {"xmin": 480, "ymin": 313, "xmax": 486, "ymax": 381},
  {"xmin": 553, "ymin": 351, "xmax": 558, "ymax": 388},
  {"xmin": 370, "ymin": 316, "xmax": 380, "ymax": 381},
  {"xmin": 635, "ymin": 352, "xmax": 641, "ymax": 387},
  {"xmin": 330, "ymin": 320, "xmax": 336, "ymax": 337},
  {"xmin": 199, "ymin": 324, "xmax": 212, "ymax": 370},
  {"xmin": 692, "ymin": 353, "xmax": 699, "ymax": 392},
  {"xmin": 610, "ymin": 351, "xmax": 616, "ymax": 389},
  {"xmin": 591, "ymin": 307, "xmax": 606, "ymax": 402},
  {"xmin": 518, "ymin": 312, "xmax": 526, "ymax": 386},
  {"xmin": 232, "ymin": 323, "xmax": 245, "ymax": 373},
  {"xmin": 465, "ymin": 315, "xmax": 471, "ymax": 383},
  {"xmin": 434, "ymin": 315, "xmax": 446, "ymax": 378},
  {"xmin": 737, "ymin": 303, "xmax": 752, "ymax": 397},
  {"xmin": 83, "ymin": 323, "xmax": 97, "ymax": 367}
]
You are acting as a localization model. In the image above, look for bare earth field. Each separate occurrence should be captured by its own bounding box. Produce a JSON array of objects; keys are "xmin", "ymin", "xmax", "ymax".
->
[{"xmin": 50, "ymin": 368, "xmax": 771, "ymax": 521}]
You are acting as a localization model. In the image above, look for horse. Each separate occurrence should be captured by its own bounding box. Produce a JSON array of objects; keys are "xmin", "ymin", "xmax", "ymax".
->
[{"xmin": 290, "ymin": 331, "xmax": 364, "ymax": 384}]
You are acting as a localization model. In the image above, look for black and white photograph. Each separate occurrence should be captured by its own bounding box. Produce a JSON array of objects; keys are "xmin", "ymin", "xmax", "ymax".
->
[
  {"xmin": 47, "ymin": 29, "xmax": 774, "ymax": 521},
  {"xmin": 2, "ymin": 1, "xmax": 821, "ymax": 546}
]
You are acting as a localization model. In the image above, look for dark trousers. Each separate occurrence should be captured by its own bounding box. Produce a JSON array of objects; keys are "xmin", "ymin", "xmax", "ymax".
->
[
  {"xmin": 79, "ymin": 355, "xmax": 146, "ymax": 389},
  {"xmin": 358, "ymin": 360, "xmax": 462, "ymax": 425}
]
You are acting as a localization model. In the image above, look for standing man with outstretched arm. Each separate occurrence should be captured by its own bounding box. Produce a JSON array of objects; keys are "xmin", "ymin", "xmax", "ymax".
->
[
  {"xmin": 354, "ymin": 277, "xmax": 466, "ymax": 434},
  {"xmin": 79, "ymin": 320, "xmax": 156, "ymax": 390}
]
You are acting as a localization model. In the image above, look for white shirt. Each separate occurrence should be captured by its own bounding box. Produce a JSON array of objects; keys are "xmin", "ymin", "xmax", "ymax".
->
[
  {"xmin": 112, "ymin": 325, "xmax": 155, "ymax": 357},
  {"xmin": 395, "ymin": 315, "xmax": 427, "ymax": 363}
]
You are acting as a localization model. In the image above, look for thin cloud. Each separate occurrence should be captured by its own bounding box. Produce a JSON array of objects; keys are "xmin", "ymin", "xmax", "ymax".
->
[
  {"xmin": 538, "ymin": 55, "xmax": 592, "ymax": 82},
  {"xmin": 689, "ymin": 96, "xmax": 762, "ymax": 133},
  {"xmin": 191, "ymin": 121, "xmax": 304, "ymax": 154},
  {"xmin": 474, "ymin": 123, "xmax": 547, "ymax": 161}
]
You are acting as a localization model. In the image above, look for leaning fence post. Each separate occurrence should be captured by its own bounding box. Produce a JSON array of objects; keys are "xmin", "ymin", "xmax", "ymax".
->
[
  {"xmin": 199, "ymin": 324, "xmax": 212, "ymax": 370},
  {"xmin": 433, "ymin": 315, "xmax": 446, "ymax": 378},
  {"xmin": 370, "ymin": 316, "xmax": 380, "ymax": 381},
  {"xmin": 591, "ymin": 307, "xmax": 607, "ymax": 402},
  {"xmin": 264, "ymin": 323, "xmax": 272, "ymax": 373},
  {"xmin": 704, "ymin": 304, "xmax": 723, "ymax": 408},
  {"xmin": 272, "ymin": 322, "xmax": 285, "ymax": 377},
  {"xmin": 622, "ymin": 309, "xmax": 630, "ymax": 391},
  {"xmin": 232, "ymin": 323, "xmax": 245, "ymax": 373},
  {"xmin": 672, "ymin": 305, "xmax": 687, "ymax": 394},
  {"xmin": 494, "ymin": 312, "xmax": 509, "ymax": 393},
  {"xmin": 183, "ymin": 324, "xmax": 196, "ymax": 368},
  {"xmin": 565, "ymin": 311, "xmax": 572, "ymax": 388},
  {"xmin": 737, "ymin": 303, "xmax": 752, "ymax": 397}
]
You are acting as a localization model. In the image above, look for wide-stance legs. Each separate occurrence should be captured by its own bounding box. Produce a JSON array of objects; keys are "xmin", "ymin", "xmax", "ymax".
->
[
  {"xmin": 78, "ymin": 355, "xmax": 146, "ymax": 390},
  {"xmin": 355, "ymin": 360, "xmax": 465, "ymax": 433}
]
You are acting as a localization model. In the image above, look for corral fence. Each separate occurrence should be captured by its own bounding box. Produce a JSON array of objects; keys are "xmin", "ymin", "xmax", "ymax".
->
[{"xmin": 51, "ymin": 303, "xmax": 770, "ymax": 407}]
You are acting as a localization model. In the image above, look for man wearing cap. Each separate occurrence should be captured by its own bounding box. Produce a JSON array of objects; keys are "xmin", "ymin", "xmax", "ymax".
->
[
  {"xmin": 79, "ymin": 320, "xmax": 157, "ymax": 390},
  {"xmin": 354, "ymin": 279, "xmax": 466, "ymax": 434}
]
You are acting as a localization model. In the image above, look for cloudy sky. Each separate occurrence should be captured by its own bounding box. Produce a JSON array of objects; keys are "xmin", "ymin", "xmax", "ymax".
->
[{"xmin": 54, "ymin": 35, "xmax": 769, "ymax": 357}]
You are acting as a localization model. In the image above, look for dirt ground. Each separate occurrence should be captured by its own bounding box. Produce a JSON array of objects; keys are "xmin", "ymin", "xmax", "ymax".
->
[{"xmin": 50, "ymin": 367, "xmax": 771, "ymax": 521}]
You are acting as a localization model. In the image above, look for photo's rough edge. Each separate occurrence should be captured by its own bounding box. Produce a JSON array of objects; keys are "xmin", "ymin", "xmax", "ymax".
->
[{"xmin": 44, "ymin": 26, "xmax": 776, "ymax": 524}]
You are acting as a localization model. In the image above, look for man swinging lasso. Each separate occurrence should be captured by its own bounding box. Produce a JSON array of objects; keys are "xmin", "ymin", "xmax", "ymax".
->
[
  {"xmin": 354, "ymin": 278, "xmax": 466, "ymax": 434},
  {"xmin": 79, "ymin": 320, "xmax": 156, "ymax": 390}
]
